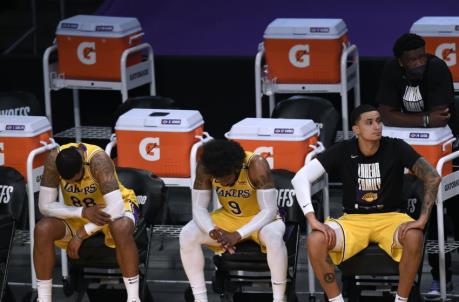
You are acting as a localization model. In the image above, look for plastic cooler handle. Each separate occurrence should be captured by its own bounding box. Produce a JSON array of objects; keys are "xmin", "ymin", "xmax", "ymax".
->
[
  {"xmin": 443, "ymin": 138, "xmax": 456, "ymax": 151},
  {"xmin": 129, "ymin": 32, "xmax": 145, "ymax": 45}
]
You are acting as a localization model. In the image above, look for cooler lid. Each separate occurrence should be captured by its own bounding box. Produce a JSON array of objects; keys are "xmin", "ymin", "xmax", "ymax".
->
[
  {"xmin": 115, "ymin": 108, "xmax": 204, "ymax": 132},
  {"xmin": 0, "ymin": 116, "xmax": 51, "ymax": 137},
  {"xmin": 56, "ymin": 15, "xmax": 141, "ymax": 36},
  {"xmin": 264, "ymin": 18, "xmax": 347, "ymax": 39},
  {"xmin": 410, "ymin": 17, "xmax": 459, "ymax": 36},
  {"xmin": 225, "ymin": 118, "xmax": 318, "ymax": 141},
  {"xmin": 382, "ymin": 125, "xmax": 454, "ymax": 145}
]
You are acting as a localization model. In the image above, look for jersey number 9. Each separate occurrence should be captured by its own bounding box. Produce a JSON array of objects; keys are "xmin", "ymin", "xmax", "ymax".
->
[{"xmin": 228, "ymin": 201, "xmax": 242, "ymax": 215}]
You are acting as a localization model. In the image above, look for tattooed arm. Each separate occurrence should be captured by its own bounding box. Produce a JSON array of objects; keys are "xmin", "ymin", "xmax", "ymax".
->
[
  {"xmin": 235, "ymin": 155, "xmax": 277, "ymax": 238},
  {"xmin": 399, "ymin": 157, "xmax": 441, "ymax": 240},
  {"xmin": 412, "ymin": 157, "xmax": 442, "ymax": 226},
  {"xmin": 82, "ymin": 151, "xmax": 125, "ymax": 236},
  {"xmin": 38, "ymin": 149, "xmax": 85, "ymax": 218}
]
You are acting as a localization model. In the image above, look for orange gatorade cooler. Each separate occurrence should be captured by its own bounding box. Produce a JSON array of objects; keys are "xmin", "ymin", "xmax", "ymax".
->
[
  {"xmin": 115, "ymin": 109, "xmax": 204, "ymax": 177},
  {"xmin": 0, "ymin": 116, "xmax": 52, "ymax": 190},
  {"xmin": 382, "ymin": 125, "xmax": 455, "ymax": 176},
  {"xmin": 264, "ymin": 18, "xmax": 349, "ymax": 84},
  {"xmin": 410, "ymin": 17, "xmax": 459, "ymax": 82},
  {"xmin": 56, "ymin": 15, "xmax": 143, "ymax": 81},
  {"xmin": 225, "ymin": 118, "xmax": 319, "ymax": 172}
]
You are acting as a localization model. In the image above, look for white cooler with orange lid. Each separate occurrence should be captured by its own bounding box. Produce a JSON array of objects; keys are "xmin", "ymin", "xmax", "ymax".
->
[
  {"xmin": 115, "ymin": 109, "xmax": 204, "ymax": 177},
  {"xmin": 225, "ymin": 118, "xmax": 319, "ymax": 172},
  {"xmin": 264, "ymin": 18, "xmax": 349, "ymax": 84},
  {"xmin": 382, "ymin": 125, "xmax": 455, "ymax": 175},
  {"xmin": 56, "ymin": 15, "xmax": 143, "ymax": 81},
  {"xmin": 0, "ymin": 116, "xmax": 52, "ymax": 190},
  {"xmin": 410, "ymin": 17, "xmax": 459, "ymax": 82}
]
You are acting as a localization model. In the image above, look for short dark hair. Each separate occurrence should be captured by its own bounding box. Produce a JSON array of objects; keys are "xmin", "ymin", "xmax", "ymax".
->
[
  {"xmin": 350, "ymin": 104, "xmax": 378, "ymax": 126},
  {"xmin": 393, "ymin": 33, "xmax": 425, "ymax": 58},
  {"xmin": 55, "ymin": 147, "xmax": 83, "ymax": 180},
  {"xmin": 200, "ymin": 139, "xmax": 245, "ymax": 178}
]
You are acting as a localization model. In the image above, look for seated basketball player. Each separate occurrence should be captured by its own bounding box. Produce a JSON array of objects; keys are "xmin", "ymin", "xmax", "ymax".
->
[
  {"xmin": 34, "ymin": 143, "xmax": 140, "ymax": 302},
  {"xmin": 292, "ymin": 105, "xmax": 441, "ymax": 302},
  {"xmin": 179, "ymin": 139, "xmax": 287, "ymax": 302}
]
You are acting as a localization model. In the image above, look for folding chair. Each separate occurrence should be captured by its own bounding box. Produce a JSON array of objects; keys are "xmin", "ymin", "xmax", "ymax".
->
[
  {"xmin": 67, "ymin": 167, "xmax": 167, "ymax": 302},
  {"xmin": 208, "ymin": 169, "xmax": 303, "ymax": 302}
]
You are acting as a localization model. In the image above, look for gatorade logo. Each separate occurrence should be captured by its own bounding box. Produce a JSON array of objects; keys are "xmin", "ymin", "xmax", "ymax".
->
[
  {"xmin": 254, "ymin": 146, "xmax": 274, "ymax": 168},
  {"xmin": 288, "ymin": 44, "xmax": 310, "ymax": 68},
  {"xmin": 77, "ymin": 42, "xmax": 96, "ymax": 65},
  {"xmin": 0, "ymin": 143, "xmax": 4, "ymax": 165},
  {"xmin": 139, "ymin": 137, "xmax": 160, "ymax": 161},
  {"xmin": 435, "ymin": 43, "xmax": 456, "ymax": 67}
]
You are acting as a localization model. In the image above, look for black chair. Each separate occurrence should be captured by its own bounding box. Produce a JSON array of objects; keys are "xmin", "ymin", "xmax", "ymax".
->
[
  {"xmin": 0, "ymin": 167, "xmax": 30, "ymax": 301},
  {"xmin": 68, "ymin": 167, "xmax": 168, "ymax": 302},
  {"xmin": 207, "ymin": 169, "xmax": 302, "ymax": 302},
  {"xmin": 337, "ymin": 175, "xmax": 426, "ymax": 302},
  {"xmin": 112, "ymin": 95, "xmax": 177, "ymax": 130},
  {"xmin": 271, "ymin": 95, "xmax": 340, "ymax": 148},
  {"xmin": 0, "ymin": 91, "xmax": 43, "ymax": 116}
]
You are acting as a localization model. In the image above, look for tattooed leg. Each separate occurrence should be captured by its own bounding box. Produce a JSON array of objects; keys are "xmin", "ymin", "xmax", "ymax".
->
[{"xmin": 307, "ymin": 231, "xmax": 340, "ymax": 298}]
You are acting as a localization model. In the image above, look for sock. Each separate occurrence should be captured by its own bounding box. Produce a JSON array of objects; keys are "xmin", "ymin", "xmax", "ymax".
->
[
  {"xmin": 395, "ymin": 294, "xmax": 408, "ymax": 302},
  {"xmin": 123, "ymin": 275, "xmax": 140, "ymax": 301},
  {"xmin": 193, "ymin": 291, "xmax": 208, "ymax": 302},
  {"xmin": 329, "ymin": 293, "xmax": 344, "ymax": 302},
  {"xmin": 272, "ymin": 280, "xmax": 287, "ymax": 302},
  {"xmin": 37, "ymin": 279, "xmax": 52, "ymax": 302}
]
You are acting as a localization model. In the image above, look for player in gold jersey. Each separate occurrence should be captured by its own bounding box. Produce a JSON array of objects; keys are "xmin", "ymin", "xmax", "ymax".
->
[
  {"xmin": 179, "ymin": 139, "xmax": 287, "ymax": 302},
  {"xmin": 34, "ymin": 143, "xmax": 141, "ymax": 302}
]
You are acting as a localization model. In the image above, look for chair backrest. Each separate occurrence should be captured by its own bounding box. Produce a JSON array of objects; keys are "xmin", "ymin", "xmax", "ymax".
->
[
  {"xmin": 116, "ymin": 167, "xmax": 167, "ymax": 226},
  {"xmin": 112, "ymin": 95, "xmax": 178, "ymax": 129},
  {"xmin": 0, "ymin": 91, "xmax": 43, "ymax": 116},
  {"xmin": 0, "ymin": 167, "xmax": 28, "ymax": 229},
  {"xmin": 272, "ymin": 169, "xmax": 304, "ymax": 226},
  {"xmin": 271, "ymin": 95, "xmax": 340, "ymax": 148}
]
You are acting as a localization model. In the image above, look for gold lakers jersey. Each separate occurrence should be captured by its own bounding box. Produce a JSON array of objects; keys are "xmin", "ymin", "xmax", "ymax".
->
[
  {"xmin": 58, "ymin": 143, "xmax": 137, "ymax": 209},
  {"xmin": 212, "ymin": 152, "xmax": 260, "ymax": 217}
]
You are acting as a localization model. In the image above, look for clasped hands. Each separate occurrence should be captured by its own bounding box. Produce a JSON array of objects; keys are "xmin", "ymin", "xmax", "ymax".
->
[{"xmin": 209, "ymin": 227, "xmax": 241, "ymax": 254}]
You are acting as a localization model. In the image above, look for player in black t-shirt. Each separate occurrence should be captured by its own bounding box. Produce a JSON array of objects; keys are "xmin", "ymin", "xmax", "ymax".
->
[
  {"xmin": 377, "ymin": 33, "xmax": 457, "ymax": 297},
  {"xmin": 292, "ymin": 105, "xmax": 441, "ymax": 302}
]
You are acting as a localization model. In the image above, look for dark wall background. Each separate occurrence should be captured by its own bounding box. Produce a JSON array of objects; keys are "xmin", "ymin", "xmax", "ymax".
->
[{"xmin": 0, "ymin": 0, "xmax": 454, "ymax": 138}]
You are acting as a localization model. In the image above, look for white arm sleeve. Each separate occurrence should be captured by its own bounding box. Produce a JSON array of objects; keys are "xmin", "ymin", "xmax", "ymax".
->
[
  {"xmin": 192, "ymin": 189, "xmax": 214, "ymax": 234},
  {"xmin": 291, "ymin": 158, "xmax": 326, "ymax": 215},
  {"xmin": 38, "ymin": 186, "xmax": 83, "ymax": 219},
  {"xmin": 84, "ymin": 189, "xmax": 125, "ymax": 235},
  {"xmin": 237, "ymin": 188, "xmax": 277, "ymax": 239}
]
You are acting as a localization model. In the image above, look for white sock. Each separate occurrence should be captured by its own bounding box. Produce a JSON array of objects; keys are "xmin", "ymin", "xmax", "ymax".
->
[
  {"xmin": 395, "ymin": 294, "xmax": 408, "ymax": 302},
  {"xmin": 123, "ymin": 275, "xmax": 140, "ymax": 302},
  {"xmin": 37, "ymin": 279, "xmax": 52, "ymax": 302},
  {"xmin": 329, "ymin": 293, "xmax": 344, "ymax": 302},
  {"xmin": 193, "ymin": 291, "xmax": 208, "ymax": 302}
]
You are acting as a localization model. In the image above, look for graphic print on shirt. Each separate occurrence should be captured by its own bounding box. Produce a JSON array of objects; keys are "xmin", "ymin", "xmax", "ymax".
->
[
  {"xmin": 357, "ymin": 162, "xmax": 381, "ymax": 203},
  {"xmin": 402, "ymin": 85, "xmax": 424, "ymax": 112}
]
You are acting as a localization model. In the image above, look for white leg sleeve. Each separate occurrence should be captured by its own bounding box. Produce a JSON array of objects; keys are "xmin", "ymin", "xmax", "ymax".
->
[
  {"xmin": 325, "ymin": 221, "xmax": 344, "ymax": 252},
  {"xmin": 179, "ymin": 221, "xmax": 218, "ymax": 297},
  {"xmin": 259, "ymin": 220, "xmax": 287, "ymax": 300}
]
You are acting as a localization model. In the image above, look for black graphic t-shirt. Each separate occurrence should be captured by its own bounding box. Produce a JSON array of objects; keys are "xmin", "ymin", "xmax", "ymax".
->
[
  {"xmin": 316, "ymin": 137, "xmax": 420, "ymax": 214},
  {"xmin": 376, "ymin": 54, "xmax": 454, "ymax": 114}
]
